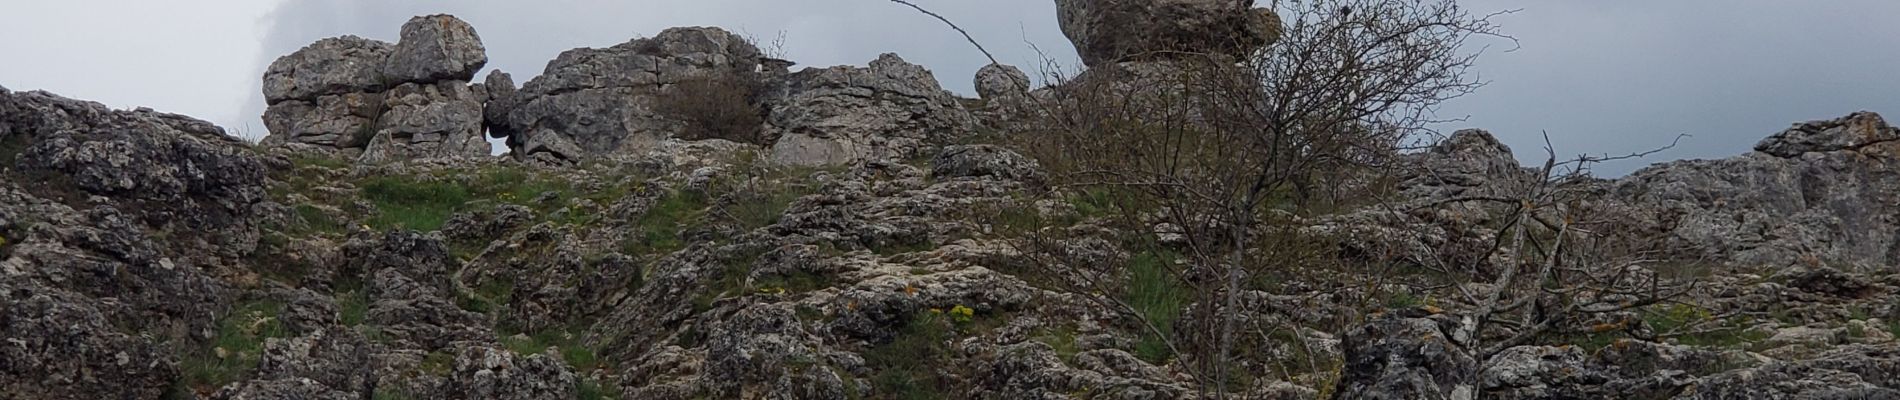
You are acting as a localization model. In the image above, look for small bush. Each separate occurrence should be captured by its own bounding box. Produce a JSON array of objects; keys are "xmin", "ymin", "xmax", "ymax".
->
[{"xmin": 654, "ymin": 70, "xmax": 770, "ymax": 145}]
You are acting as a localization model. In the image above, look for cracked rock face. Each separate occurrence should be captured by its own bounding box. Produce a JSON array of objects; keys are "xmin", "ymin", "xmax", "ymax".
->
[
  {"xmin": 261, "ymin": 15, "xmax": 490, "ymax": 163},
  {"xmin": 766, "ymin": 53, "xmax": 977, "ymax": 167}
]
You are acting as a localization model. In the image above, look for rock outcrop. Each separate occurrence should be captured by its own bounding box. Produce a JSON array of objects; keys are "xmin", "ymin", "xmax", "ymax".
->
[
  {"xmin": 1, "ymin": 88, "xmax": 265, "ymax": 399},
  {"xmin": 1613, "ymin": 111, "xmax": 1900, "ymax": 269},
  {"xmin": 261, "ymin": 15, "xmax": 490, "ymax": 163},
  {"xmin": 766, "ymin": 53, "xmax": 976, "ymax": 166},
  {"xmin": 1056, "ymin": 0, "xmax": 1283, "ymax": 66},
  {"xmin": 494, "ymin": 27, "xmax": 764, "ymax": 163},
  {"xmin": 17, "ymin": 8, "xmax": 1900, "ymax": 400}
]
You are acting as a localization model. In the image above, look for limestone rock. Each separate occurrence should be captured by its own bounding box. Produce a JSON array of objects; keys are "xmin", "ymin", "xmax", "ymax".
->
[
  {"xmin": 440, "ymin": 347, "xmax": 578, "ymax": 400},
  {"xmin": 358, "ymin": 81, "xmax": 491, "ymax": 164},
  {"xmin": 502, "ymin": 27, "xmax": 763, "ymax": 162},
  {"xmin": 767, "ymin": 53, "xmax": 976, "ymax": 166},
  {"xmin": 260, "ymin": 15, "xmax": 491, "ymax": 163},
  {"xmin": 975, "ymin": 63, "xmax": 1031, "ymax": 103},
  {"xmin": 1056, "ymin": 0, "xmax": 1282, "ymax": 66},
  {"xmin": 482, "ymin": 70, "xmax": 519, "ymax": 139},
  {"xmin": 1755, "ymin": 111, "xmax": 1900, "ymax": 158},
  {"xmin": 262, "ymin": 36, "xmax": 393, "ymax": 104},
  {"xmin": 1612, "ymin": 112, "xmax": 1900, "ymax": 269},
  {"xmin": 382, "ymin": 14, "xmax": 488, "ymax": 84},
  {"xmin": 931, "ymin": 144, "xmax": 1043, "ymax": 182},
  {"xmin": 1334, "ymin": 309, "xmax": 1478, "ymax": 400}
]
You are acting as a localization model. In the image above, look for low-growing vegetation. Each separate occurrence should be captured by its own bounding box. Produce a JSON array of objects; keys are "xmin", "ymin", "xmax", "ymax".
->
[{"xmin": 175, "ymin": 300, "xmax": 292, "ymax": 393}]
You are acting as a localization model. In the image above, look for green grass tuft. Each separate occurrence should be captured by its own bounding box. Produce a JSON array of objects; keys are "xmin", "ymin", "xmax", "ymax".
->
[
  {"xmin": 1125, "ymin": 249, "xmax": 1188, "ymax": 364},
  {"xmin": 176, "ymin": 300, "xmax": 293, "ymax": 392},
  {"xmin": 866, "ymin": 311, "xmax": 954, "ymax": 400}
]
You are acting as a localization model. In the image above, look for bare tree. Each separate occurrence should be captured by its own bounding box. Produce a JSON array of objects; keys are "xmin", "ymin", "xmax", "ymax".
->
[{"xmin": 1019, "ymin": 1, "xmax": 1511, "ymax": 397}]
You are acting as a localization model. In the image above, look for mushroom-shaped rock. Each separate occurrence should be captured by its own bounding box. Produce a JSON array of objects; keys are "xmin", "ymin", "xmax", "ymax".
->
[
  {"xmin": 1056, "ymin": 0, "xmax": 1282, "ymax": 66},
  {"xmin": 382, "ymin": 14, "xmax": 488, "ymax": 84}
]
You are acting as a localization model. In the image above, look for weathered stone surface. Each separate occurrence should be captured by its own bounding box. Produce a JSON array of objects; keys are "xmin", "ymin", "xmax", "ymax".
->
[
  {"xmin": 931, "ymin": 144, "xmax": 1043, "ymax": 182},
  {"xmin": 261, "ymin": 92, "xmax": 384, "ymax": 149},
  {"xmin": 1334, "ymin": 309, "xmax": 1478, "ymax": 400},
  {"xmin": 1686, "ymin": 344, "xmax": 1900, "ymax": 399},
  {"xmin": 440, "ymin": 347, "xmax": 578, "ymax": 400},
  {"xmin": 767, "ymin": 53, "xmax": 976, "ymax": 166},
  {"xmin": 975, "ymin": 63, "xmax": 1032, "ymax": 103},
  {"xmin": 482, "ymin": 70, "xmax": 519, "ymax": 139},
  {"xmin": 1056, "ymin": 0, "xmax": 1282, "ymax": 66},
  {"xmin": 502, "ymin": 27, "xmax": 763, "ymax": 162},
  {"xmin": 262, "ymin": 36, "xmax": 393, "ymax": 104},
  {"xmin": 212, "ymin": 378, "xmax": 359, "ymax": 400},
  {"xmin": 1612, "ymin": 112, "xmax": 1900, "ymax": 269},
  {"xmin": 359, "ymin": 81, "xmax": 490, "ymax": 164},
  {"xmin": 1755, "ymin": 111, "xmax": 1900, "ymax": 157},
  {"xmin": 0, "ymin": 290, "xmax": 179, "ymax": 399},
  {"xmin": 261, "ymin": 15, "xmax": 490, "ymax": 163},
  {"xmin": 382, "ymin": 14, "xmax": 488, "ymax": 84}
]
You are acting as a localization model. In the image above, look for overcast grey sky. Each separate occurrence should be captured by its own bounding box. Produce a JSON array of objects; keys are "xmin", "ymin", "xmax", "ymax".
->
[{"xmin": 3, "ymin": 0, "xmax": 1897, "ymax": 175}]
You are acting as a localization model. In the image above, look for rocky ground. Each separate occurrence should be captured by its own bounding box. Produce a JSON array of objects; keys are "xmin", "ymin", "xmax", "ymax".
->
[{"xmin": 5, "ymin": 4, "xmax": 1900, "ymax": 400}]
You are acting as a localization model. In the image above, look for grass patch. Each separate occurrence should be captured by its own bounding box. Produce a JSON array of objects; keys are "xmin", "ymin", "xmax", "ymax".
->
[
  {"xmin": 372, "ymin": 388, "xmax": 414, "ymax": 400},
  {"xmin": 361, "ymin": 176, "xmax": 470, "ymax": 231},
  {"xmin": 865, "ymin": 311, "xmax": 956, "ymax": 400},
  {"xmin": 359, "ymin": 166, "xmax": 611, "ymax": 232},
  {"xmin": 1125, "ymin": 249, "xmax": 1188, "ymax": 364},
  {"xmin": 1033, "ymin": 324, "xmax": 1082, "ymax": 364},
  {"xmin": 499, "ymin": 329, "xmax": 603, "ymax": 372},
  {"xmin": 621, "ymin": 191, "xmax": 709, "ymax": 257},
  {"xmin": 457, "ymin": 278, "xmax": 515, "ymax": 315},
  {"xmin": 291, "ymin": 204, "xmax": 345, "ymax": 235},
  {"xmin": 418, "ymin": 350, "xmax": 455, "ymax": 376},
  {"xmin": 176, "ymin": 300, "xmax": 292, "ymax": 392},
  {"xmin": 338, "ymin": 290, "xmax": 370, "ymax": 326},
  {"xmin": 1646, "ymin": 304, "xmax": 1770, "ymax": 349},
  {"xmin": 577, "ymin": 378, "xmax": 623, "ymax": 400}
]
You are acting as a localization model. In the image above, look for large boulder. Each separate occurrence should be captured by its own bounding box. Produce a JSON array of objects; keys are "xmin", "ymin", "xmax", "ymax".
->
[
  {"xmin": 358, "ymin": 81, "xmax": 491, "ymax": 164},
  {"xmin": 499, "ymin": 27, "xmax": 764, "ymax": 163},
  {"xmin": 261, "ymin": 36, "xmax": 394, "ymax": 105},
  {"xmin": 261, "ymin": 14, "xmax": 491, "ymax": 163},
  {"xmin": 1055, "ymin": 0, "xmax": 1283, "ymax": 66},
  {"xmin": 974, "ymin": 63, "xmax": 1031, "ymax": 104},
  {"xmin": 766, "ymin": 53, "xmax": 977, "ymax": 166},
  {"xmin": 382, "ymin": 14, "xmax": 488, "ymax": 84}
]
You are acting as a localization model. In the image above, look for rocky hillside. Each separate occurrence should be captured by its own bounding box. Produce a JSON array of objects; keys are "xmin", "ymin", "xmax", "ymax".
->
[{"xmin": 4, "ymin": 4, "xmax": 1900, "ymax": 400}]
